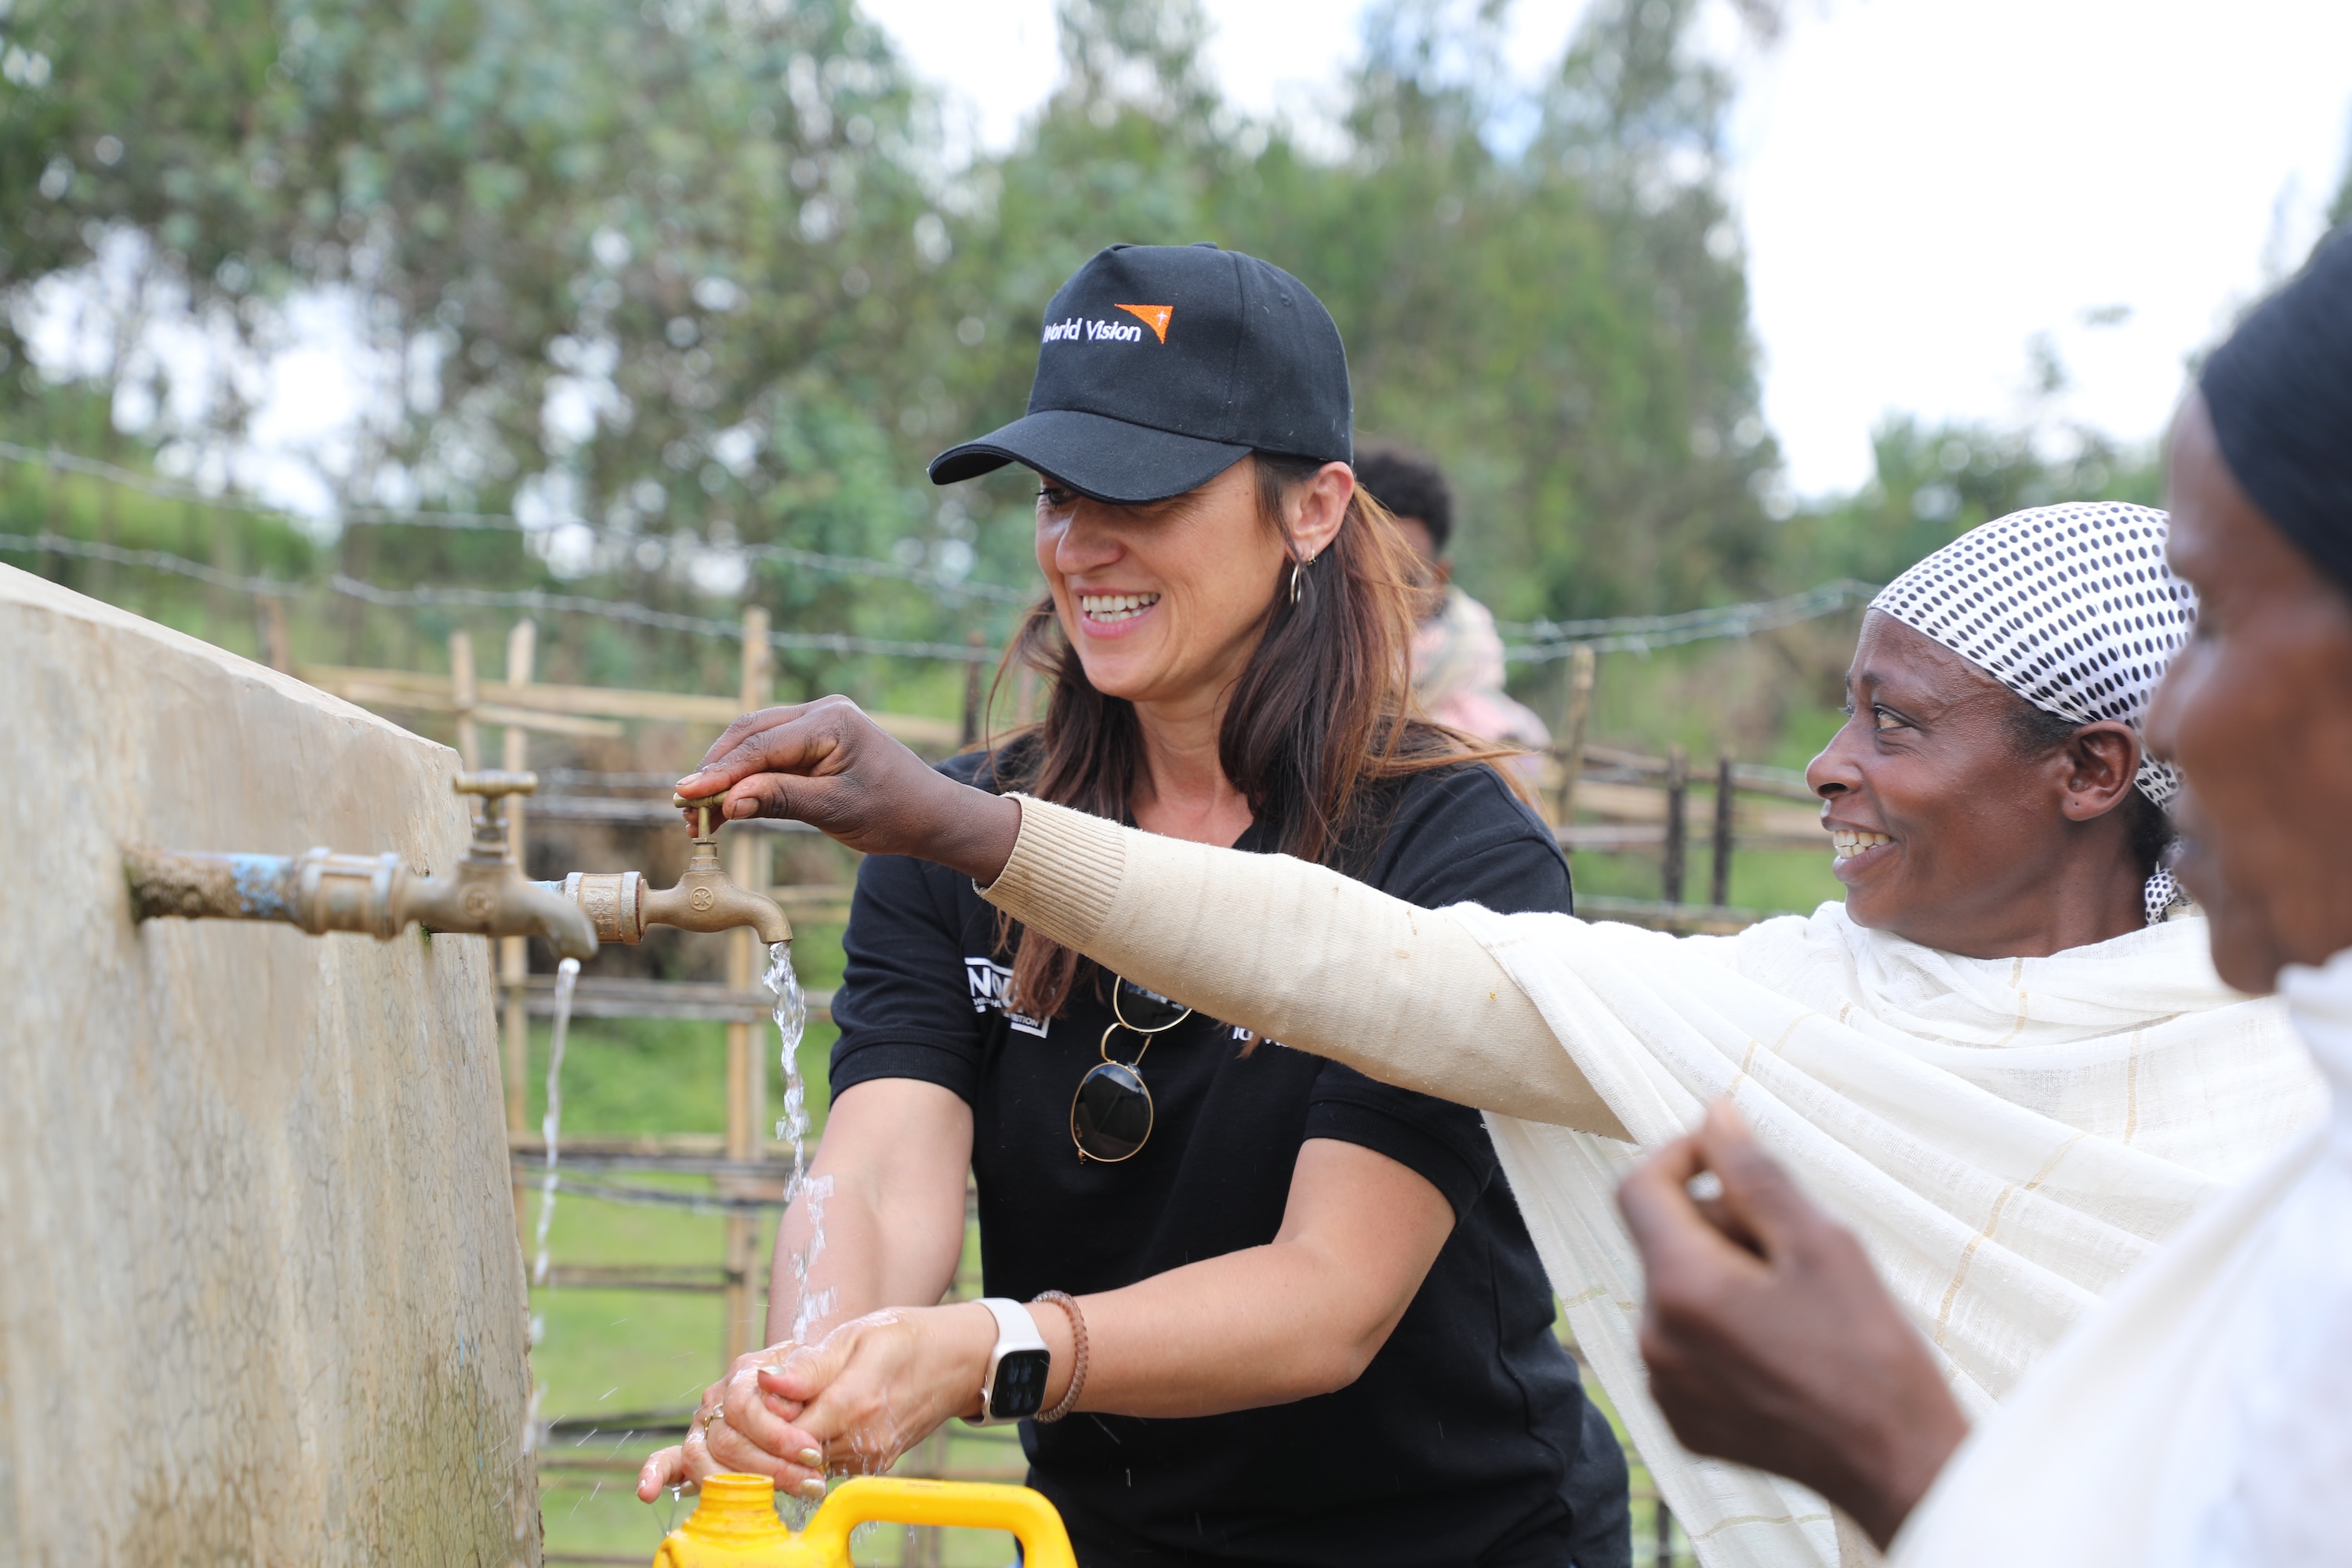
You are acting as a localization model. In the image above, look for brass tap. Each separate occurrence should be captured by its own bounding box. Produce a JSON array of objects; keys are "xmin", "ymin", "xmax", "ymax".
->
[
  {"xmin": 399, "ymin": 772, "xmax": 599, "ymax": 958},
  {"xmin": 547, "ymin": 792, "xmax": 790, "ymax": 946},
  {"xmin": 125, "ymin": 770, "xmax": 598, "ymax": 960}
]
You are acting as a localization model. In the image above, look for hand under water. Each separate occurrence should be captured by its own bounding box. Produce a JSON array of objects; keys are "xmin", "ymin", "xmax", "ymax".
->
[
  {"xmin": 635, "ymin": 1302, "xmax": 1005, "ymax": 1504},
  {"xmin": 636, "ymin": 1345, "xmax": 819, "ymax": 1503},
  {"xmin": 1613, "ymin": 1102, "xmax": 1970, "ymax": 1550},
  {"xmin": 672, "ymin": 696, "xmax": 1022, "ymax": 883}
]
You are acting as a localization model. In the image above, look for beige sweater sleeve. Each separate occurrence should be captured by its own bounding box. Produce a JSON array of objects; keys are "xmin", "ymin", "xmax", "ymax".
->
[{"xmin": 979, "ymin": 795, "xmax": 1627, "ymax": 1137}]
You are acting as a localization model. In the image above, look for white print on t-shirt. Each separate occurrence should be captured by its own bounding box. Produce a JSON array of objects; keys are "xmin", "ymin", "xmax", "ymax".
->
[{"xmin": 964, "ymin": 956, "xmax": 1051, "ymax": 1037}]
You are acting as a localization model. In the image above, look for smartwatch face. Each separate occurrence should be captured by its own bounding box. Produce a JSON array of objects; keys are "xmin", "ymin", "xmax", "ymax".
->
[{"xmin": 988, "ymin": 1346, "xmax": 1053, "ymax": 1421}]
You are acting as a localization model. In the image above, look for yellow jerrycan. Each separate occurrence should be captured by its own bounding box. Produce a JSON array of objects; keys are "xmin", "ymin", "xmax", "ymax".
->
[{"xmin": 652, "ymin": 1473, "xmax": 1079, "ymax": 1568}]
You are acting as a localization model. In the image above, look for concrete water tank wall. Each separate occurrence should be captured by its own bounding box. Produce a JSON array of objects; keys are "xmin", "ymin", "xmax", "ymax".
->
[{"xmin": 0, "ymin": 565, "xmax": 537, "ymax": 1563}]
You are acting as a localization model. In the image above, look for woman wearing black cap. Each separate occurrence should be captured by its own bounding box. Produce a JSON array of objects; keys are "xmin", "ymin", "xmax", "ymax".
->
[{"xmin": 639, "ymin": 243, "xmax": 1632, "ymax": 1566}]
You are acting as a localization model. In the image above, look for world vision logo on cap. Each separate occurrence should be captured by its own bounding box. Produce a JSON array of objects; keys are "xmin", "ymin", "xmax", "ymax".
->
[
  {"xmin": 1038, "ymin": 304, "xmax": 1173, "ymax": 346},
  {"xmin": 1114, "ymin": 303, "xmax": 1173, "ymax": 343}
]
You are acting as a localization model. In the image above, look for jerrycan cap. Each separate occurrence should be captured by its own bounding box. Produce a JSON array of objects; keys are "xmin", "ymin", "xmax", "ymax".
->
[{"xmin": 659, "ymin": 1472, "xmax": 795, "ymax": 1560}]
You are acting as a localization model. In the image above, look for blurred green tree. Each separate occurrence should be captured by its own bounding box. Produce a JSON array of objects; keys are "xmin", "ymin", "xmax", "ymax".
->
[
  {"xmin": 2, "ymin": 0, "xmax": 992, "ymax": 684},
  {"xmin": 1, "ymin": 0, "xmax": 1795, "ymax": 694},
  {"xmin": 1775, "ymin": 415, "xmax": 2161, "ymax": 590}
]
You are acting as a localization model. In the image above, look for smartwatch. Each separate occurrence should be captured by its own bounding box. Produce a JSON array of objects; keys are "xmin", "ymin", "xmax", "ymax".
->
[{"xmin": 968, "ymin": 1297, "xmax": 1053, "ymax": 1425}]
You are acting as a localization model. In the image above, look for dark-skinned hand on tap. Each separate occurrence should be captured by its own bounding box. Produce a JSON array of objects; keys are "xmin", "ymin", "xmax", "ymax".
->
[{"xmin": 673, "ymin": 695, "xmax": 1023, "ymax": 887}]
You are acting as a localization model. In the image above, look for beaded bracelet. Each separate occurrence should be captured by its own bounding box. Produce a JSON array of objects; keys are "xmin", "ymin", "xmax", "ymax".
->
[{"xmin": 1029, "ymin": 1290, "xmax": 1088, "ymax": 1424}]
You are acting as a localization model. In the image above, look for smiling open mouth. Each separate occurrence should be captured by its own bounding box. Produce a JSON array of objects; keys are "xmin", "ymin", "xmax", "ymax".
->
[
  {"xmin": 1832, "ymin": 829, "xmax": 1892, "ymax": 861},
  {"xmin": 1080, "ymin": 592, "xmax": 1160, "ymax": 623}
]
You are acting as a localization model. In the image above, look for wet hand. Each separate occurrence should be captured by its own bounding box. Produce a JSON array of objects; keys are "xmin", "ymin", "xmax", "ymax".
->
[
  {"xmin": 634, "ymin": 1347, "xmax": 826, "ymax": 1504},
  {"xmin": 751, "ymin": 1303, "xmax": 998, "ymax": 1478},
  {"xmin": 1614, "ymin": 1101, "xmax": 1969, "ymax": 1550},
  {"xmin": 673, "ymin": 696, "xmax": 1022, "ymax": 882}
]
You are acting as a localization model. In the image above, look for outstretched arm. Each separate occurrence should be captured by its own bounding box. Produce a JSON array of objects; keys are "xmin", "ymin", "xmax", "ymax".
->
[
  {"xmin": 676, "ymin": 699, "xmax": 1623, "ymax": 1135},
  {"xmin": 982, "ymin": 792, "xmax": 1624, "ymax": 1134}
]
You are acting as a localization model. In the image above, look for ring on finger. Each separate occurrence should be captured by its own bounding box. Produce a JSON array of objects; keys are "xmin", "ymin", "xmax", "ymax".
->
[{"xmin": 700, "ymin": 1406, "xmax": 724, "ymax": 1434}]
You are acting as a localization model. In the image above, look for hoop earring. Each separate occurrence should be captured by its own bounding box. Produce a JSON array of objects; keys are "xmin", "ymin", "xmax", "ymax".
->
[{"xmin": 1290, "ymin": 551, "xmax": 1314, "ymax": 606}]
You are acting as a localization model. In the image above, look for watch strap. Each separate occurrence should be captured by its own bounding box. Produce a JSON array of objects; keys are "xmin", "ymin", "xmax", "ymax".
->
[
  {"xmin": 975, "ymin": 1297, "xmax": 1049, "ymax": 1425},
  {"xmin": 978, "ymin": 1297, "xmax": 1047, "ymax": 1355}
]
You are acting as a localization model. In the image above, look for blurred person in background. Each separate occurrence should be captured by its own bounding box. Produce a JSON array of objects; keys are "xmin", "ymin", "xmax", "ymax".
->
[
  {"xmin": 1356, "ymin": 446, "xmax": 1553, "ymax": 769},
  {"xmin": 643, "ymin": 243, "xmax": 1632, "ymax": 1568}
]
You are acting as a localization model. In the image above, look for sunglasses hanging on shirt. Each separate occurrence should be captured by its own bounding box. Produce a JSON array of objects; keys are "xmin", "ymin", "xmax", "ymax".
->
[{"xmin": 1070, "ymin": 976, "xmax": 1192, "ymax": 1163}]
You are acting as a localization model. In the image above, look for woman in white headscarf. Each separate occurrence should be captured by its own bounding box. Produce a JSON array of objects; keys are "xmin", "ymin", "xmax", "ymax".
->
[{"xmin": 673, "ymin": 503, "xmax": 2323, "ymax": 1568}]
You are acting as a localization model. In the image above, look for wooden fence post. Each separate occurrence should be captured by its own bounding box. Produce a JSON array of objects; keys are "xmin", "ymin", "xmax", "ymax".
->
[
  {"xmin": 1710, "ymin": 752, "xmax": 1736, "ymax": 909},
  {"xmin": 724, "ymin": 605, "xmax": 772, "ymax": 1368},
  {"xmin": 497, "ymin": 622, "xmax": 538, "ymax": 1265},
  {"xmin": 257, "ymin": 597, "xmax": 295, "ymax": 673},
  {"xmin": 448, "ymin": 631, "xmax": 480, "ymax": 771},
  {"xmin": 1552, "ymin": 644, "xmax": 1597, "ymax": 831},
  {"xmin": 501, "ymin": 621, "xmax": 538, "ymax": 1140},
  {"xmin": 1662, "ymin": 745, "xmax": 1690, "ymax": 905},
  {"xmin": 961, "ymin": 630, "xmax": 985, "ymax": 746}
]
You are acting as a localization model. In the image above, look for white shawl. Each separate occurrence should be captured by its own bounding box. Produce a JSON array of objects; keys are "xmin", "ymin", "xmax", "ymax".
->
[
  {"xmin": 1890, "ymin": 945, "xmax": 2352, "ymax": 1567},
  {"xmin": 1458, "ymin": 902, "xmax": 2321, "ymax": 1568}
]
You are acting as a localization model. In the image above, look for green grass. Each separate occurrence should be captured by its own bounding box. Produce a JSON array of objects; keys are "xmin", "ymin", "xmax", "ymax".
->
[
  {"xmin": 524, "ymin": 920, "xmax": 849, "ymax": 1143},
  {"xmin": 527, "ymin": 1014, "xmax": 842, "ymax": 1142},
  {"xmin": 1571, "ymin": 843, "xmax": 1842, "ymax": 917}
]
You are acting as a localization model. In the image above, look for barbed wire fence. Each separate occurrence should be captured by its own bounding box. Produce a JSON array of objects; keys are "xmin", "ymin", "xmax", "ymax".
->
[
  {"xmin": 1494, "ymin": 579, "xmax": 1879, "ymax": 658},
  {"xmin": 0, "ymin": 438, "xmax": 1033, "ymax": 605},
  {"xmin": 0, "ymin": 439, "xmax": 1877, "ymax": 666}
]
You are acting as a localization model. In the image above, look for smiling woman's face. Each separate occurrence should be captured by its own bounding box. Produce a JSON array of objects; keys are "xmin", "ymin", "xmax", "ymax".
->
[
  {"xmin": 1034, "ymin": 458, "xmax": 1303, "ymax": 710},
  {"xmin": 1806, "ymin": 612, "xmax": 2147, "ymax": 956}
]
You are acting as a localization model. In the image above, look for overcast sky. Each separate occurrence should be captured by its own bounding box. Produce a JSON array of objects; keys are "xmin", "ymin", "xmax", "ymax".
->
[{"xmin": 863, "ymin": 0, "xmax": 2352, "ymax": 496}]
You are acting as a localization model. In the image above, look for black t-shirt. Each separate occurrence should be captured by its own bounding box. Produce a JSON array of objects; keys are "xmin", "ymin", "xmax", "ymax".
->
[{"xmin": 831, "ymin": 757, "xmax": 1630, "ymax": 1568}]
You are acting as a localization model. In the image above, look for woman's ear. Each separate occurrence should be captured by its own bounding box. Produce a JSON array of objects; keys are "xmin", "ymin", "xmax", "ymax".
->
[
  {"xmin": 1290, "ymin": 461, "xmax": 1355, "ymax": 562},
  {"xmin": 2061, "ymin": 721, "xmax": 2143, "ymax": 820}
]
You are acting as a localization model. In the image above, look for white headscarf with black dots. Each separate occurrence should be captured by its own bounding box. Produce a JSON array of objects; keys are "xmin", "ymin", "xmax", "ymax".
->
[{"xmin": 1870, "ymin": 501, "xmax": 2195, "ymax": 922}]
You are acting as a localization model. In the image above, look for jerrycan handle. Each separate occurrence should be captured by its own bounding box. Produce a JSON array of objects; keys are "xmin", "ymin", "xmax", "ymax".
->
[{"xmin": 799, "ymin": 1478, "xmax": 1077, "ymax": 1568}]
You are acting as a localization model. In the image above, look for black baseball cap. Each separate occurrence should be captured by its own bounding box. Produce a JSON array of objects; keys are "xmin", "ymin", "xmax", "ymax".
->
[{"xmin": 928, "ymin": 242, "xmax": 1352, "ymax": 505}]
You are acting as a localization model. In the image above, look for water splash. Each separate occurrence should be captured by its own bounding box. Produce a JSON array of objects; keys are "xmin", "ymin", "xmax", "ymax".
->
[
  {"xmin": 790, "ymin": 1174, "xmax": 837, "ymax": 1343},
  {"xmin": 533, "ymin": 955, "xmax": 582, "ymax": 1287},
  {"xmin": 764, "ymin": 941, "xmax": 835, "ymax": 1343}
]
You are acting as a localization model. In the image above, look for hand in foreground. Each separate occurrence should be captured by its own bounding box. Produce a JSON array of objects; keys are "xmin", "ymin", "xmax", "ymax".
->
[
  {"xmin": 673, "ymin": 695, "xmax": 1021, "ymax": 882},
  {"xmin": 635, "ymin": 1345, "xmax": 825, "ymax": 1503},
  {"xmin": 754, "ymin": 1303, "xmax": 1001, "ymax": 1476},
  {"xmin": 634, "ymin": 1303, "xmax": 1001, "ymax": 1505},
  {"xmin": 1615, "ymin": 1101, "xmax": 1969, "ymax": 1550}
]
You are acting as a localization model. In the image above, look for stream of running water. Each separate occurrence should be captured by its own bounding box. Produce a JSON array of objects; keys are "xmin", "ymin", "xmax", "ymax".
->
[
  {"xmin": 764, "ymin": 941, "xmax": 835, "ymax": 1342},
  {"xmin": 535, "ymin": 955, "xmax": 582, "ymax": 1287},
  {"xmin": 519, "ymin": 954, "xmax": 582, "ymax": 1537}
]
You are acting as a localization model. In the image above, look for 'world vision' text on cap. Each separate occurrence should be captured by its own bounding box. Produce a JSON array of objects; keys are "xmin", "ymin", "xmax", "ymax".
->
[{"xmin": 1041, "ymin": 303, "xmax": 1174, "ymax": 347}]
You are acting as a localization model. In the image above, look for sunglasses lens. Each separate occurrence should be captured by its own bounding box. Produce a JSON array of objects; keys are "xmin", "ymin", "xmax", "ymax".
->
[
  {"xmin": 1072, "ymin": 1061, "xmax": 1154, "ymax": 1162},
  {"xmin": 1115, "ymin": 977, "xmax": 1189, "ymax": 1032}
]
